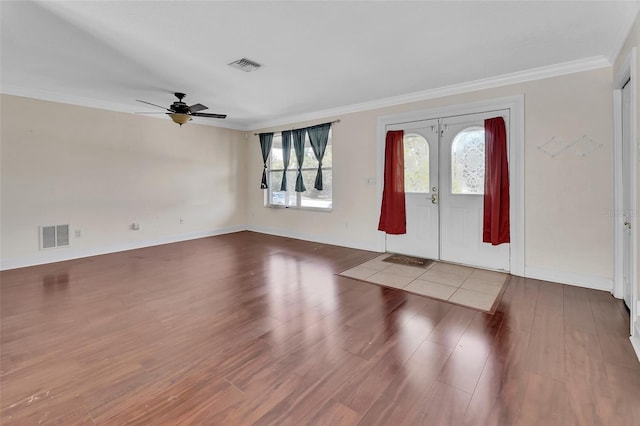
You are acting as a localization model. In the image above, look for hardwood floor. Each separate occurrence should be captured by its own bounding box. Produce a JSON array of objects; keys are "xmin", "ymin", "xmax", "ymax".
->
[{"xmin": 1, "ymin": 231, "xmax": 638, "ymax": 425}]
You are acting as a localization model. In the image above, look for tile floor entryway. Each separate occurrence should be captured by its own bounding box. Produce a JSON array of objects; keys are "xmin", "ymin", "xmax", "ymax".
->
[{"xmin": 339, "ymin": 254, "xmax": 509, "ymax": 313}]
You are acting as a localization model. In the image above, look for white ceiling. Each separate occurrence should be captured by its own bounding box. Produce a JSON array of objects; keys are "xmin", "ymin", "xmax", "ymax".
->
[{"xmin": 1, "ymin": 1, "xmax": 638, "ymax": 130}]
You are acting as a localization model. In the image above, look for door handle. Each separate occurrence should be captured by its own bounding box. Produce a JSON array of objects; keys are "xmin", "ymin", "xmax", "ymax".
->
[{"xmin": 431, "ymin": 194, "xmax": 438, "ymax": 204}]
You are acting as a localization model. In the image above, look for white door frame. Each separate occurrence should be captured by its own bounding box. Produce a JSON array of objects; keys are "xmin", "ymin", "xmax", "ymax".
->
[
  {"xmin": 613, "ymin": 47, "xmax": 637, "ymax": 337},
  {"xmin": 376, "ymin": 95, "xmax": 525, "ymax": 277}
]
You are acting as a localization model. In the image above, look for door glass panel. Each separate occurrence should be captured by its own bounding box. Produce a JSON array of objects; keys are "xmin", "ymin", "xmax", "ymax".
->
[
  {"xmin": 451, "ymin": 127, "xmax": 485, "ymax": 194},
  {"xmin": 404, "ymin": 133, "xmax": 429, "ymax": 193}
]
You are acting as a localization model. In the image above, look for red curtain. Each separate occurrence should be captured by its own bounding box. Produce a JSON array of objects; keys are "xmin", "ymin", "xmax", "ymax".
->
[
  {"xmin": 483, "ymin": 117, "xmax": 510, "ymax": 245},
  {"xmin": 378, "ymin": 130, "xmax": 406, "ymax": 234}
]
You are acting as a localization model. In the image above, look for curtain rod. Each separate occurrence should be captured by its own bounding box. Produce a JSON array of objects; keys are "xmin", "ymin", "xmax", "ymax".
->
[{"xmin": 253, "ymin": 119, "xmax": 340, "ymax": 136}]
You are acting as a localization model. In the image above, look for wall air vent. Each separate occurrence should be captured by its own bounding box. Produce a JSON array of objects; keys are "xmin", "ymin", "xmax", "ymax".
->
[
  {"xmin": 40, "ymin": 224, "xmax": 70, "ymax": 250},
  {"xmin": 228, "ymin": 57, "xmax": 262, "ymax": 72}
]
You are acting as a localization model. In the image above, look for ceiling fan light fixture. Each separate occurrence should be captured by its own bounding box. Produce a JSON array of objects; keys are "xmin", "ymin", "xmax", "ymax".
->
[
  {"xmin": 169, "ymin": 113, "xmax": 192, "ymax": 126},
  {"xmin": 137, "ymin": 93, "xmax": 225, "ymax": 124}
]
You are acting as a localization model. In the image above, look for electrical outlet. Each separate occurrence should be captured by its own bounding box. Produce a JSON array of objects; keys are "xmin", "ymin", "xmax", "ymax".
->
[
  {"xmin": 179, "ymin": 217, "xmax": 184, "ymax": 224},
  {"xmin": 131, "ymin": 223, "xmax": 140, "ymax": 231},
  {"xmin": 75, "ymin": 230, "xmax": 81, "ymax": 238}
]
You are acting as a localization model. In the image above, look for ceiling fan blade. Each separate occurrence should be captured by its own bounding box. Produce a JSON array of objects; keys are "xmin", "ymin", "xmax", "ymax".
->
[
  {"xmin": 191, "ymin": 112, "xmax": 227, "ymax": 119},
  {"xmin": 136, "ymin": 99, "xmax": 172, "ymax": 111},
  {"xmin": 188, "ymin": 103, "xmax": 208, "ymax": 113}
]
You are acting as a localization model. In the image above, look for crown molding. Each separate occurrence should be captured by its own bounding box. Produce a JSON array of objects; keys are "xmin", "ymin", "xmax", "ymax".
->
[
  {"xmin": 0, "ymin": 85, "xmax": 249, "ymax": 131},
  {"xmin": 248, "ymin": 56, "xmax": 611, "ymax": 131},
  {"xmin": 2, "ymin": 55, "xmax": 611, "ymax": 133}
]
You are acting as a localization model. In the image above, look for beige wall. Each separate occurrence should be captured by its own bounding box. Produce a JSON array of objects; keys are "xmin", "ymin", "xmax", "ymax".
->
[
  {"xmin": 248, "ymin": 67, "xmax": 614, "ymax": 284},
  {"xmin": 0, "ymin": 67, "xmax": 617, "ymax": 288},
  {"xmin": 1, "ymin": 94, "xmax": 247, "ymax": 268},
  {"xmin": 614, "ymin": 11, "xmax": 640, "ymax": 327}
]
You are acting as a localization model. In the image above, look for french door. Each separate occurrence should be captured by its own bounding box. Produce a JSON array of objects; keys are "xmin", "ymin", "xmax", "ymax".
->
[
  {"xmin": 385, "ymin": 119, "xmax": 440, "ymax": 260},
  {"xmin": 385, "ymin": 111, "xmax": 510, "ymax": 271}
]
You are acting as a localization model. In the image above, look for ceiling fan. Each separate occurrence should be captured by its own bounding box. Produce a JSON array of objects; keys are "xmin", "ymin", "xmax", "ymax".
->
[{"xmin": 136, "ymin": 92, "xmax": 227, "ymax": 126}]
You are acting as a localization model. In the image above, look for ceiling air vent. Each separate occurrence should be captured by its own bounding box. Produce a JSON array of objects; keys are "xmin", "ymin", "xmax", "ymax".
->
[
  {"xmin": 40, "ymin": 224, "xmax": 70, "ymax": 250},
  {"xmin": 228, "ymin": 57, "xmax": 262, "ymax": 72}
]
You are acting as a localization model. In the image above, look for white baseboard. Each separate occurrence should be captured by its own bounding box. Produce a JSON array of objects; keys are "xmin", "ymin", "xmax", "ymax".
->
[
  {"xmin": 1, "ymin": 225, "xmax": 380, "ymax": 271},
  {"xmin": 631, "ymin": 320, "xmax": 640, "ymax": 363},
  {"xmin": 0, "ymin": 227, "xmax": 618, "ymax": 300},
  {"xmin": 524, "ymin": 266, "xmax": 613, "ymax": 292},
  {"xmin": 246, "ymin": 225, "xmax": 381, "ymax": 253},
  {"xmin": 0, "ymin": 225, "xmax": 245, "ymax": 271}
]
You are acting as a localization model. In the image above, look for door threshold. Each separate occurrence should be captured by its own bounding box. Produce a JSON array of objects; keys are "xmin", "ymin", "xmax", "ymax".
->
[{"xmin": 435, "ymin": 258, "xmax": 510, "ymax": 274}]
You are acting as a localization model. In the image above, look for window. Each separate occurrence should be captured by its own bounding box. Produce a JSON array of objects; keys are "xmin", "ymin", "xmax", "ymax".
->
[
  {"xmin": 451, "ymin": 127, "xmax": 485, "ymax": 194},
  {"xmin": 267, "ymin": 130, "xmax": 332, "ymax": 210},
  {"xmin": 403, "ymin": 133, "xmax": 430, "ymax": 193}
]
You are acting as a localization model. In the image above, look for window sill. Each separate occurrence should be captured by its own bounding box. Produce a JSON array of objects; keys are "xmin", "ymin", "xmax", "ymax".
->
[{"xmin": 266, "ymin": 204, "xmax": 333, "ymax": 213}]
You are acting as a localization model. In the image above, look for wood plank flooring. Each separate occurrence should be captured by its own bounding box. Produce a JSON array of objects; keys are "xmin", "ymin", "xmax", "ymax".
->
[{"xmin": 1, "ymin": 231, "xmax": 639, "ymax": 425}]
